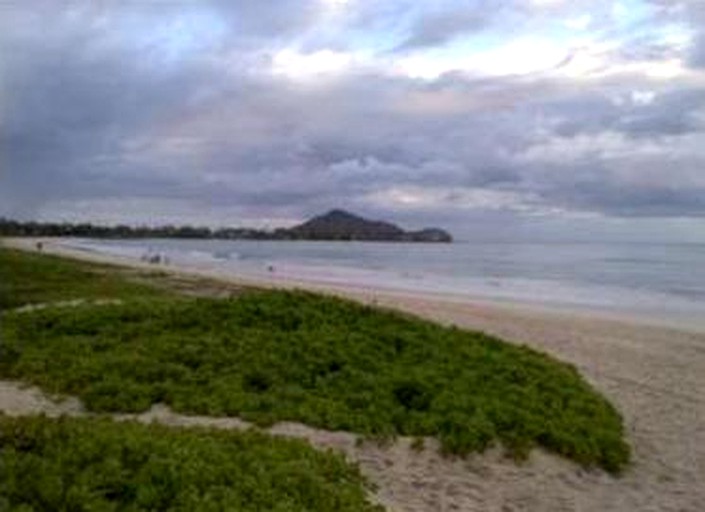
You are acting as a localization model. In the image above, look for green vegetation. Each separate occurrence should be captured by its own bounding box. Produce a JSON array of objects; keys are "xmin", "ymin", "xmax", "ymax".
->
[
  {"xmin": 0, "ymin": 415, "xmax": 381, "ymax": 511},
  {"xmin": 0, "ymin": 248, "xmax": 168, "ymax": 310},
  {"xmin": 1, "ymin": 290, "xmax": 630, "ymax": 472}
]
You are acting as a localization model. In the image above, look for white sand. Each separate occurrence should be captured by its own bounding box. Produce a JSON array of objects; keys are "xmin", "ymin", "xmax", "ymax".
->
[{"xmin": 2, "ymin": 237, "xmax": 704, "ymax": 511}]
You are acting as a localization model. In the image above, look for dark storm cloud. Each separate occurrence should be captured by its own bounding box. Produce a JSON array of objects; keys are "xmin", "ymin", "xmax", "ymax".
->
[{"xmin": 1, "ymin": 0, "xmax": 704, "ymax": 228}]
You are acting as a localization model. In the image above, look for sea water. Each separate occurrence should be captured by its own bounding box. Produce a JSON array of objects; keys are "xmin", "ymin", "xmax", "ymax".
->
[{"xmin": 63, "ymin": 238, "xmax": 705, "ymax": 327}]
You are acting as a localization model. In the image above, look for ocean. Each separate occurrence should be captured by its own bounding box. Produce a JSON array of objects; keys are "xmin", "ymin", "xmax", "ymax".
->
[{"xmin": 63, "ymin": 237, "xmax": 705, "ymax": 326}]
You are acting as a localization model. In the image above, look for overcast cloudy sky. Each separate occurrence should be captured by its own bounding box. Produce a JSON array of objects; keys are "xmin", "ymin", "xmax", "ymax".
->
[{"xmin": 1, "ymin": 0, "xmax": 704, "ymax": 241}]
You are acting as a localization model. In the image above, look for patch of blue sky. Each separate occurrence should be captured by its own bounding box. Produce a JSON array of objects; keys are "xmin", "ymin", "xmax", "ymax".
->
[{"xmin": 606, "ymin": 0, "xmax": 671, "ymax": 38}]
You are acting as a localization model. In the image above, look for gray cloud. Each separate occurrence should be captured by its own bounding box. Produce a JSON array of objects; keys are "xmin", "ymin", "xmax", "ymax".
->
[
  {"xmin": 688, "ymin": 6, "xmax": 705, "ymax": 68},
  {"xmin": 692, "ymin": 33, "xmax": 705, "ymax": 68},
  {"xmin": 395, "ymin": 7, "xmax": 490, "ymax": 51},
  {"xmin": 645, "ymin": 0, "xmax": 705, "ymax": 69},
  {"xmin": 1, "ymin": 0, "xmax": 704, "ymax": 232},
  {"xmin": 549, "ymin": 87, "xmax": 705, "ymax": 139}
]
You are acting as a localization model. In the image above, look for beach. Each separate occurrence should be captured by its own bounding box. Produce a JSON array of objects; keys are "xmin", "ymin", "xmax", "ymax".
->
[{"xmin": 2, "ymin": 237, "xmax": 704, "ymax": 511}]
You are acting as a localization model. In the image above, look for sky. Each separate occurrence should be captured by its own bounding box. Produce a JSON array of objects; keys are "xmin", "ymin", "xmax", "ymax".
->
[{"xmin": 1, "ymin": 0, "xmax": 705, "ymax": 241}]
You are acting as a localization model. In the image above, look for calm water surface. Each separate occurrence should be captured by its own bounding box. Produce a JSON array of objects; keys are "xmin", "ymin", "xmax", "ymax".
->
[{"xmin": 65, "ymin": 238, "xmax": 705, "ymax": 323}]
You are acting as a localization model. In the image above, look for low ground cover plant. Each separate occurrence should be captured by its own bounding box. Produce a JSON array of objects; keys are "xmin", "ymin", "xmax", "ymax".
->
[
  {"xmin": 1, "ymin": 290, "xmax": 630, "ymax": 473},
  {"xmin": 0, "ymin": 247, "xmax": 167, "ymax": 310},
  {"xmin": 0, "ymin": 414, "xmax": 381, "ymax": 511}
]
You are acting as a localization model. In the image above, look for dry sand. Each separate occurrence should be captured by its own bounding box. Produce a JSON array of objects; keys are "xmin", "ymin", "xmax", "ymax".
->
[{"xmin": 2, "ymin": 237, "xmax": 704, "ymax": 511}]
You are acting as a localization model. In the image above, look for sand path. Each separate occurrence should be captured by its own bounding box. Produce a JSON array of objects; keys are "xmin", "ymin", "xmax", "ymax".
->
[{"xmin": 1, "ymin": 238, "xmax": 704, "ymax": 511}]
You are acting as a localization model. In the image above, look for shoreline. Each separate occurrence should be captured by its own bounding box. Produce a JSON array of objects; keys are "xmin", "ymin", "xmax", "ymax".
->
[
  {"xmin": 2, "ymin": 236, "xmax": 705, "ymax": 511},
  {"xmin": 3, "ymin": 236, "xmax": 704, "ymax": 335}
]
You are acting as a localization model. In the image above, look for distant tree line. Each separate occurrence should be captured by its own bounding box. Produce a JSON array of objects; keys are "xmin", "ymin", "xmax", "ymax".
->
[{"xmin": 0, "ymin": 218, "xmax": 276, "ymax": 240}]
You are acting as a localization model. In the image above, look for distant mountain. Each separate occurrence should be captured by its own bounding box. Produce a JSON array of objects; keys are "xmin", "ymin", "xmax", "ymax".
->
[
  {"xmin": 282, "ymin": 209, "xmax": 452, "ymax": 243},
  {"xmin": 0, "ymin": 211, "xmax": 453, "ymax": 242}
]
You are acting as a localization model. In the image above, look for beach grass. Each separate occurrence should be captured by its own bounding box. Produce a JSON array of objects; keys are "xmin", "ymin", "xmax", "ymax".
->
[
  {"xmin": 0, "ymin": 414, "xmax": 381, "ymax": 511},
  {"xmin": 1, "ymin": 286, "xmax": 630, "ymax": 473},
  {"xmin": 0, "ymin": 247, "xmax": 169, "ymax": 310}
]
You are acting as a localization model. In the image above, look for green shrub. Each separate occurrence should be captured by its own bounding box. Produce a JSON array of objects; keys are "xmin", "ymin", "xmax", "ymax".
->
[
  {"xmin": 1, "ymin": 291, "xmax": 630, "ymax": 472},
  {"xmin": 0, "ymin": 415, "xmax": 381, "ymax": 511}
]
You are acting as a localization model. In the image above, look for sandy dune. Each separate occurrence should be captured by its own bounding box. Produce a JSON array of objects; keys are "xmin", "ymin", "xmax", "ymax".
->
[{"xmin": 2, "ymin": 238, "xmax": 704, "ymax": 511}]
